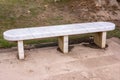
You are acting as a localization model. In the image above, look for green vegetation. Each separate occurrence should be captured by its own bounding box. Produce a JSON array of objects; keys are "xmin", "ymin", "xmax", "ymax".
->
[
  {"xmin": 0, "ymin": 0, "xmax": 120, "ymax": 48},
  {"xmin": 108, "ymin": 28, "xmax": 120, "ymax": 38}
]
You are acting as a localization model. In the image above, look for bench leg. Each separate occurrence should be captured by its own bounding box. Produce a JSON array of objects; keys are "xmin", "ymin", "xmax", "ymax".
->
[
  {"xmin": 94, "ymin": 32, "xmax": 107, "ymax": 48},
  {"xmin": 58, "ymin": 36, "xmax": 68, "ymax": 53},
  {"xmin": 18, "ymin": 40, "xmax": 24, "ymax": 59}
]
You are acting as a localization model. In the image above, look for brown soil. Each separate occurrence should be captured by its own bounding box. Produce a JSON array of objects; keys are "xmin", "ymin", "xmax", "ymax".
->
[
  {"xmin": 43, "ymin": 0, "xmax": 120, "ymax": 27},
  {"xmin": 24, "ymin": 0, "xmax": 120, "ymax": 28}
]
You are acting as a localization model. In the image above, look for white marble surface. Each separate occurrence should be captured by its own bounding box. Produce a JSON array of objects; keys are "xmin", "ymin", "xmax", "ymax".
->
[{"xmin": 3, "ymin": 22, "xmax": 115, "ymax": 41}]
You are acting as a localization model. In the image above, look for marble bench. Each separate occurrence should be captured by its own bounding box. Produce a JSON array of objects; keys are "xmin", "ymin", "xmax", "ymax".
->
[{"xmin": 3, "ymin": 22, "xmax": 115, "ymax": 59}]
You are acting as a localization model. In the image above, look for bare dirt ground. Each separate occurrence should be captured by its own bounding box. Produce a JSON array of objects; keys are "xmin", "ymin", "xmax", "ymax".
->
[{"xmin": 0, "ymin": 37, "xmax": 120, "ymax": 80}]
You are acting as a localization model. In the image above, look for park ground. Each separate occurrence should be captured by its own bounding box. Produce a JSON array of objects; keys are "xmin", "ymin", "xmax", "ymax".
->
[{"xmin": 0, "ymin": 37, "xmax": 120, "ymax": 80}]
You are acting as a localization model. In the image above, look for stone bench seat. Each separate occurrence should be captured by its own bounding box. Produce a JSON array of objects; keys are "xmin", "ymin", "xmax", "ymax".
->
[{"xmin": 3, "ymin": 22, "xmax": 115, "ymax": 59}]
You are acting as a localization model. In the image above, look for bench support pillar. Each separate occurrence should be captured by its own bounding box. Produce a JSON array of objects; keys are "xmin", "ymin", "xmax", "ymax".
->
[
  {"xmin": 58, "ymin": 36, "xmax": 68, "ymax": 53},
  {"xmin": 94, "ymin": 32, "xmax": 106, "ymax": 48},
  {"xmin": 18, "ymin": 40, "xmax": 24, "ymax": 59}
]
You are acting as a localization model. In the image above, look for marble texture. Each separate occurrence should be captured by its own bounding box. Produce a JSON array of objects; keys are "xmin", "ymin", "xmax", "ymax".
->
[{"xmin": 3, "ymin": 22, "xmax": 115, "ymax": 41}]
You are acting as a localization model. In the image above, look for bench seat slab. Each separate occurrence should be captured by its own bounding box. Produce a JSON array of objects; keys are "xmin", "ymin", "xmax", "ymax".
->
[
  {"xmin": 58, "ymin": 36, "xmax": 68, "ymax": 53},
  {"xmin": 94, "ymin": 32, "xmax": 106, "ymax": 48},
  {"xmin": 3, "ymin": 22, "xmax": 115, "ymax": 41}
]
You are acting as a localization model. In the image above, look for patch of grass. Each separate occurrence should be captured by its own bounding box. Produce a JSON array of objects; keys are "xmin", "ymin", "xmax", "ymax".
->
[
  {"xmin": 0, "ymin": 35, "xmax": 13, "ymax": 48},
  {"xmin": 44, "ymin": 0, "xmax": 71, "ymax": 3},
  {"xmin": 45, "ymin": 16, "xmax": 64, "ymax": 25},
  {"xmin": 0, "ymin": 37, "xmax": 16, "ymax": 48},
  {"xmin": 0, "ymin": 0, "xmax": 46, "ymax": 28},
  {"xmin": 108, "ymin": 28, "xmax": 120, "ymax": 38},
  {"xmin": 29, "ymin": 7, "xmax": 46, "ymax": 16}
]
